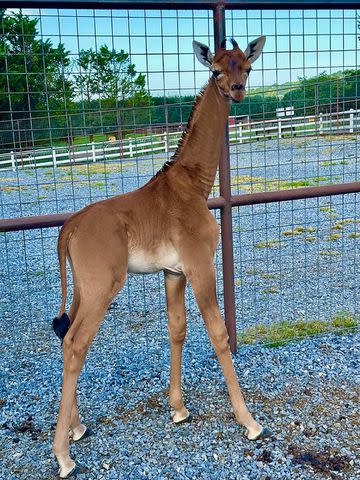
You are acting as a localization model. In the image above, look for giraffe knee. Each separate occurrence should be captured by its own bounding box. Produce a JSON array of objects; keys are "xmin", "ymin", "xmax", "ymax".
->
[
  {"xmin": 62, "ymin": 335, "xmax": 88, "ymax": 373},
  {"xmin": 211, "ymin": 328, "xmax": 230, "ymax": 355},
  {"xmin": 168, "ymin": 313, "xmax": 186, "ymax": 344}
]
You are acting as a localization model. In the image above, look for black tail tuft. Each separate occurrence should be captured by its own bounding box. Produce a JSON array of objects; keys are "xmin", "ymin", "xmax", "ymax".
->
[{"xmin": 52, "ymin": 313, "xmax": 70, "ymax": 340}]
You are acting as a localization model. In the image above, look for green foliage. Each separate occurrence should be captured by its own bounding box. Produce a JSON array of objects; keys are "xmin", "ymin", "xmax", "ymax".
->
[
  {"xmin": 0, "ymin": 11, "xmax": 72, "ymax": 116},
  {"xmin": 73, "ymin": 45, "xmax": 151, "ymax": 132},
  {"xmin": 75, "ymin": 45, "xmax": 148, "ymax": 102},
  {"xmin": 238, "ymin": 313, "xmax": 357, "ymax": 347}
]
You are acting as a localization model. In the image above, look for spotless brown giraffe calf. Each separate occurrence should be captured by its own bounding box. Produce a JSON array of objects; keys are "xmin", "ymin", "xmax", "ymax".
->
[{"xmin": 52, "ymin": 36, "xmax": 268, "ymax": 478}]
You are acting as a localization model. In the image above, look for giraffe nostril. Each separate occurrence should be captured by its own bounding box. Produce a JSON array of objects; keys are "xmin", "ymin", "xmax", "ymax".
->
[{"xmin": 231, "ymin": 83, "xmax": 244, "ymax": 91}]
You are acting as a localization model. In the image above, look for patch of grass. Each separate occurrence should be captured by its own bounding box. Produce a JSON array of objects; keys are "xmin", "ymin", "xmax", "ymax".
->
[
  {"xmin": 238, "ymin": 313, "xmax": 357, "ymax": 347},
  {"xmin": 334, "ymin": 218, "xmax": 356, "ymax": 228},
  {"xmin": 331, "ymin": 224, "xmax": 343, "ymax": 231},
  {"xmin": 0, "ymin": 185, "xmax": 27, "ymax": 192},
  {"xmin": 339, "ymin": 160, "xmax": 349, "ymax": 165},
  {"xmin": 312, "ymin": 176, "xmax": 328, "ymax": 183},
  {"xmin": 230, "ymin": 175, "xmax": 331, "ymax": 194},
  {"xmin": 319, "ymin": 249, "xmax": 340, "ymax": 257},
  {"xmin": 245, "ymin": 268, "xmax": 259, "ymax": 275},
  {"xmin": 320, "ymin": 147, "xmax": 337, "ymax": 156},
  {"xmin": 234, "ymin": 278, "xmax": 242, "ymax": 286},
  {"xmin": 59, "ymin": 160, "xmax": 137, "ymax": 179},
  {"xmin": 323, "ymin": 134, "xmax": 356, "ymax": 141},
  {"xmin": 325, "ymin": 213, "xmax": 339, "ymax": 219},
  {"xmin": 254, "ymin": 239, "xmax": 280, "ymax": 249},
  {"xmin": 260, "ymin": 272, "xmax": 278, "ymax": 280},
  {"xmin": 320, "ymin": 206, "xmax": 336, "ymax": 213},
  {"xmin": 348, "ymin": 232, "xmax": 360, "ymax": 239},
  {"xmin": 282, "ymin": 226, "xmax": 317, "ymax": 236},
  {"xmin": 320, "ymin": 160, "xmax": 338, "ymax": 167},
  {"xmin": 32, "ymin": 270, "xmax": 45, "ymax": 277},
  {"xmin": 304, "ymin": 236, "xmax": 316, "ymax": 242},
  {"xmin": 261, "ymin": 287, "xmax": 279, "ymax": 294},
  {"xmin": 91, "ymin": 181, "xmax": 106, "ymax": 189},
  {"xmin": 325, "ymin": 233, "xmax": 342, "ymax": 241}
]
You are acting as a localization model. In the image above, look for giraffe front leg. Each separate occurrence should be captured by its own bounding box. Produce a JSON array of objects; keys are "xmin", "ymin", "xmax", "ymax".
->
[
  {"xmin": 164, "ymin": 272, "xmax": 190, "ymax": 424},
  {"xmin": 186, "ymin": 258, "xmax": 270, "ymax": 440}
]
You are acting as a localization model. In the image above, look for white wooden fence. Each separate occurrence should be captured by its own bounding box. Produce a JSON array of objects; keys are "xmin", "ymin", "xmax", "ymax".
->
[{"xmin": 0, "ymin": 108, "xmax": 358, "ymax": 172}]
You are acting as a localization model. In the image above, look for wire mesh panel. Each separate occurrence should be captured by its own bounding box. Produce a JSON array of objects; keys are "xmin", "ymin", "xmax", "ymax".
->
[
  {"xmin": 222, "ymin": 9, "xmax": 359, "ymax": 342},
  {"xmin": 233, "ymin": 194, "xmax": 360, "ymax": 346},
  {"xmin": 0, "ymin": 7, "xmax": 215, "ymax": 214}
]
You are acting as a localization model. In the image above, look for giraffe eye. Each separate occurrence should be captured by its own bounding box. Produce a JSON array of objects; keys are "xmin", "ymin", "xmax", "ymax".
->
[{"xmin": 212, "ymin": 69, "xmax": 221, "ymax": 78}]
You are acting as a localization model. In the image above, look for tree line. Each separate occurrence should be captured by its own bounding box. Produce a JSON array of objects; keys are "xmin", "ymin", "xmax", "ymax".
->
[{"xmin": 1, "ymin": 10, "xmax": 360, "ymax": 150}]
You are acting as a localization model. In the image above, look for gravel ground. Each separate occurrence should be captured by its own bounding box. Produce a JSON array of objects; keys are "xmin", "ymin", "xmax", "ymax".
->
[{"xmin": 0, "ymin": 136, "xmax": 359, "ymax": 479}]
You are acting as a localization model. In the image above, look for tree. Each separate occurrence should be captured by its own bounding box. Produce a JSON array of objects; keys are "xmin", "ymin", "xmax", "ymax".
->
[
  {"xmin": 0, "ymin": 10, "xmax": 72, "ymax": 116},
  {"xmin": 0, "ymin": 9, "xmax": 72, "ymax": 146},
  {"xmin": 74, "ymin": 45, "xmax": 150, "ymax": 135},
  {"xmin": 75, "ymin": 45, "xmax": 147, "ymax": 104}
]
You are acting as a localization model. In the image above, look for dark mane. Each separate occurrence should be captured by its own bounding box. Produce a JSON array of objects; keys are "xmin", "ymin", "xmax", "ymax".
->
[{"xmin": 146, "ymin": 84, "xmax": 207, "ymax": 184}]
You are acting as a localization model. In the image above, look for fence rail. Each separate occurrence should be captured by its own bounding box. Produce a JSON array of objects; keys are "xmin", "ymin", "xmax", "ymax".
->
[{"xmin": 1, "ymin": 108, "xmax": 359, "ymax": 172}]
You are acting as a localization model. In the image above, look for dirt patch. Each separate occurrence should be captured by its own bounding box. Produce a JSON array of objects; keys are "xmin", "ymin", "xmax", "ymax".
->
[{"xmin": 288, "ymin": 444, "xmax": 352, "ymax": 474}]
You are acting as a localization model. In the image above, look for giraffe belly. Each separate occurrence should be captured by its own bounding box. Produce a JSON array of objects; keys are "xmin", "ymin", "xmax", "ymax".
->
[{"xmin": 127, "ymin": 245, "xmax": 183, "ymax": 274}]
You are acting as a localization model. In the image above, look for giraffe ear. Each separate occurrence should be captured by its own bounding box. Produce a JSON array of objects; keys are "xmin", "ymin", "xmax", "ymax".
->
[
  {"xmin": 244, "ymin": 36, "xmax": 266, "ymax": 64},
  {"xmin": 193, "ymin": 40, "xmax": 214, "ymax": 68}
]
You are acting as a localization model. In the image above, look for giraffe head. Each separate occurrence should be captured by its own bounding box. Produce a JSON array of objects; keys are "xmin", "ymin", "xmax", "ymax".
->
[{"xmin": 193, "ymin": 36, "xmax": 266, "ymax": 103}]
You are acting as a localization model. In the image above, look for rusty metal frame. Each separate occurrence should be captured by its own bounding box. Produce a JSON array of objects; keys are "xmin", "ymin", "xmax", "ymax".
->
[
  {"xmin": 3, "ymin": 1, "xmax": 360, "ymax": 9},
  {"xmin": 1, "ymin": 1, "xmax": 360, "ymax": 353}
]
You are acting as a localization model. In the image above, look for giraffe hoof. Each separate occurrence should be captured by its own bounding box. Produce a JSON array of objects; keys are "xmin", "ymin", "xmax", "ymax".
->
[
  {"xmin": 59, "ymin": 464, "xmax": 78, "ymax": 479},
  {"xmin": 246, "ymin": 426, "xmax": 272, "ymax": 441},
  {"xmin": 173, "ymin": 412, "xmax": 192, "ymax": 425},
  {"xmin": 71, "ymin": 426, "xmax": 93, "ymax": 442}
]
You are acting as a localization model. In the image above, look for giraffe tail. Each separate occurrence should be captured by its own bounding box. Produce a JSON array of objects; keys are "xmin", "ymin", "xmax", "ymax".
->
[{"xmin": 52, "ymin": 224, "xmax": 72, "ymax": 341}]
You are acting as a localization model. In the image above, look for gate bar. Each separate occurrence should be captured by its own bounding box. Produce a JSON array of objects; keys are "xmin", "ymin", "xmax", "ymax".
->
[
  {"xmin": 2, "ymin": 182, "xmax": 360, "ymax": 233},
  {"xmin": 3, "ymin": 1, "xmax": 359, "ymax": 9}
]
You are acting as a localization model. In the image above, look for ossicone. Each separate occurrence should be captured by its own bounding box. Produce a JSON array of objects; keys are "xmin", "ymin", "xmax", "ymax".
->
[{"xmin": 230, "ymin": 38, "xmax": 239, "ymax": 50}]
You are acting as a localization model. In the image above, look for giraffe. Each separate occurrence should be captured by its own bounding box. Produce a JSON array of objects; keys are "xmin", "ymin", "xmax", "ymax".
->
[{"xmin": 52, "ymin": 36, "xmax": 268, "ymax": 478}]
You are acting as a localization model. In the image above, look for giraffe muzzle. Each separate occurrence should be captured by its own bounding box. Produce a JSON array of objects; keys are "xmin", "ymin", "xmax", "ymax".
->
[{"xmin": 231, "ymin": 83, "xmax": 245, "ymax": 91}]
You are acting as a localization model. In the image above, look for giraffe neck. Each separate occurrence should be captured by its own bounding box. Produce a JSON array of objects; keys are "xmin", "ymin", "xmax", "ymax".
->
[{"xmin": 171, "ymin": 77, "xmax": 230, "ymax": 199}]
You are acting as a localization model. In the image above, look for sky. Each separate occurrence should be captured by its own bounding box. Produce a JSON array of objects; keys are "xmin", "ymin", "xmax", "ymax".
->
[{"xmin": 5, "ymin": 8, "xmax": 360, "ymax": 96}]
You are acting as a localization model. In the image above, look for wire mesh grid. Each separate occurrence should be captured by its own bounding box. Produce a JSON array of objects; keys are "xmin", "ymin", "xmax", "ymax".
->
[
  {"xmin": 233, "ymin": 194, "xmax": 360, "ymax": 346},
  {"xmin": 0, "ymin": 5, "xmax": 359, "ymax": 359}
]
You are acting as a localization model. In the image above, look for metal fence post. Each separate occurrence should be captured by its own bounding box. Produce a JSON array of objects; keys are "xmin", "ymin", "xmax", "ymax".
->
[
  {"xmin": 214, "ymin": 4, "xmax": 237, "ymax": 354},
  {"xmin": 349, "ymin": 108, "xmax": 354, "ymax": 133},
  {"xmin": 10, "ymin": 151, "xmax": 16, "ymax": 171},
  {"xmin": 319, "ymin": 112, "xmax": 323, "ymax": 134},
  {"xmin": 52, "ymin": 147, "xmax": 57, "ymax": 167}
]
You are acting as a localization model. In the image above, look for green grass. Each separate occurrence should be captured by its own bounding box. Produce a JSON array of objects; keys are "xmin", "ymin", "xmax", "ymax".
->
[
  {"xmin": 254, "ymin": 239, "xmax": 280, "ymax": 249},
  {"xmin": 237, "ymin": 313, "xmax": 358, "ymax": 348},
  {"xmin": 281, "ymin": 225, "xmax": 317, "ymax": 236},
  {"xmin": 230, "ymin": 175, "xmax": 331, "ymax": 195},
  {"xmin": 260, "ymin": 272, "xmax": 278, "ymax": 280},
  {"xmin": 304, "ymin": 236, "xmax": 316, "ymax": 242},
  {"xmin": 320, "ymin": 206, "xmax": 336, "ymax": 213},
  {"xmin": 261, "ymin": 287, "xmax": 279, "ymax": 294},
  {"xmin": 319, "ymin": 249, "xmax": 340, "ymax": 257},
  {"xmin": 325, "ymin": 233, "xmax": 342, "ymax": 241},
  {"xmin": 348, "ymin": 232, "xmax": 360, "ymax": 239}
]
